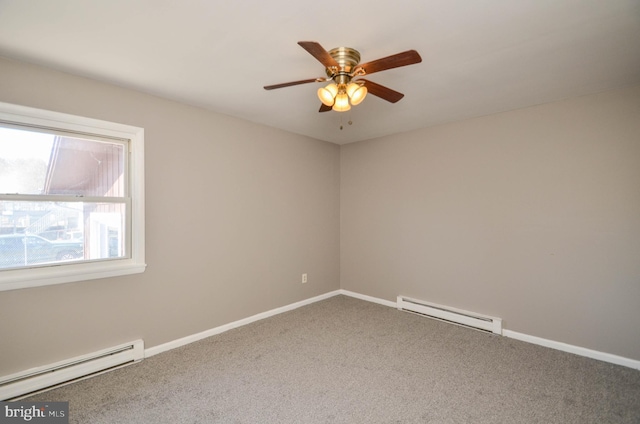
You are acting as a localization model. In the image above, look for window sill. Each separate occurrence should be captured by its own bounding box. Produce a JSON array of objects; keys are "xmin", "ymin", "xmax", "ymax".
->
[{"xmin": 0, "ymin": 261, "xmax": 147, "ymax": 291}]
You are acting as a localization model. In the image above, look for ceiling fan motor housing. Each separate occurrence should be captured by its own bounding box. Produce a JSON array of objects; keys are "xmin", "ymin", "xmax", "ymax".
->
[{"xmin": 326, "ymin": 47, "xmax": 361, "ymax": 79}]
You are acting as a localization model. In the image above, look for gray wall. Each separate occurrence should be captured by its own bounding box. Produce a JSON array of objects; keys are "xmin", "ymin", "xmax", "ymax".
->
[
  {"xmin": 0, "ymin": 57, "xmax": 341, "ymax": 375},
  {"xmin": 341, "ymin": 85, "xmax": 640, "ymax": 360},
  {"xmin": 1, "ymin": 55, "xmax": 638, "ymax": 377}
]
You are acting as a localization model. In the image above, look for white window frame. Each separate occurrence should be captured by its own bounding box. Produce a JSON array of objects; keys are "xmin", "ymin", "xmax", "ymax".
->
[{"xmin": 0, "ymin": 102, "xmax": 145, "ymax": 291}]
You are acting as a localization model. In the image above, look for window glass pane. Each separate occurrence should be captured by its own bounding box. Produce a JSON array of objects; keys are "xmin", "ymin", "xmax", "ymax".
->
[
  {"xmin": 0, "ymin": 127, "xmax": 125, "ymax": 197},
  {"xmin": 0, "ymin": 127, "xmax": 54, "ymax": 195},
  {"xmin": 0, "ymin": 201, "xmax": 127, "ymax": 270}
]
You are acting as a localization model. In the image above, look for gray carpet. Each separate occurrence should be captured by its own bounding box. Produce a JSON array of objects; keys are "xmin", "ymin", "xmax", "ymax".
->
[{"xmin": 27, "ymin": 295, "xmax": 640, "ymax": 423}]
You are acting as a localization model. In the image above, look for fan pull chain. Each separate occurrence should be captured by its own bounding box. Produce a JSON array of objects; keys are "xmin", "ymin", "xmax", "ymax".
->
[{"xmin": 339, "ymin": 113, "xmax": 354, "ymax": 130}]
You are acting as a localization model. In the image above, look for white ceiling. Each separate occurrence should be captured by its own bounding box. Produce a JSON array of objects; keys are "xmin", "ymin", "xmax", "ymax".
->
[{"xmin": 0, "ymin": 1, "xmax": 639, "ymax": 144}]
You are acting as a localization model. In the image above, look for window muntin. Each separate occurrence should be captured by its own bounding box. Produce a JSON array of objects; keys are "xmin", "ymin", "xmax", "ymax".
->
[{"xmin": 0, "ymin": 102, "xmax": 145, "ymax": 290}]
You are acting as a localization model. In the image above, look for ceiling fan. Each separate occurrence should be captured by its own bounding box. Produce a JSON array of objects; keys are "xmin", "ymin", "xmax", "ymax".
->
[{"xmin": 264, "ymin": 41, "xmax": 422, "ymax": 112}]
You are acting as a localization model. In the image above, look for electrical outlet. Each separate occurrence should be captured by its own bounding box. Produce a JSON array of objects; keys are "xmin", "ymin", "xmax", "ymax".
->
[{"xmin": 302, "ymin": 273, "xmax": 308, "ymax": 284}]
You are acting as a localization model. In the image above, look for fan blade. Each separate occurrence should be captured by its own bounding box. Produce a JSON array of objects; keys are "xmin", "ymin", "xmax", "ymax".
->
[
  {"xmin": 357, "ymin": 50, "xmax": 422, "ymax": 75},
  {"xmin": 264, "ymin": 78, "xmax": 321, "ymax": 90},
  {"xmin": 298, "ymin": 41, "xmax": 339, "ymax": 69},
  {"xmin": 360, "ymin": 79, "xmax": 405, "ymax": 103},
  {"xmin": 319, "ymin": 103, "xmax": 332, "ymax": 112}
]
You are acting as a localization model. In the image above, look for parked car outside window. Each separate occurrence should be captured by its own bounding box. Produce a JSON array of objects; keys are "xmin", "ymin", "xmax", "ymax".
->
[{"xmin": 0, "ymin": 234, "xmax": 83, "ymax": 269}]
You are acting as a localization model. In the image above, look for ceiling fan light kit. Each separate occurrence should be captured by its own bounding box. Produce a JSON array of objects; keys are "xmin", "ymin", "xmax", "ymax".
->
[
  {"xmin": 318, "ymin": 81, "xmax": 367, "ymax": 110},
  {"xmin": 264, "ymin": 41, "xmax": 422, "ymax": 113}
]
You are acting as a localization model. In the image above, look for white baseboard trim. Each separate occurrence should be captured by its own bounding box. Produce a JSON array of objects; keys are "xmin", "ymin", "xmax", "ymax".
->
[
  {"xmin": 145, "ymin": 290, "xmax": 342, "ymax": 358},
  {"xmin": 338, "ymin": 289, "xmax": 397, "ymax": 308},
  {"xmin": 145, "ymin": 288, "xmax": 640, "ymax": 371},
  {"xmin": 503, "ymin": 330, "xmax": 640, "ymax": 370},
  {"xmin": 339, "ymin": 290, "xmax": 640, "ymax": 370}
]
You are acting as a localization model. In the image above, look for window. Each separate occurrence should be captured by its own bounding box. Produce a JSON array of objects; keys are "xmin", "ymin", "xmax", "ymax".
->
[{"xmin": 0, "ymin": 102, "xmax": 145, "ymax": 291}]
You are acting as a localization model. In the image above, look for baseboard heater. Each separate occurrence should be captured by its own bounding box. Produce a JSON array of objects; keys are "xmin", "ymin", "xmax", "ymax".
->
[
  {"xmin": 0, "ymin": 340, "xmax": 144, "ymax": 400},
  {"xmin": 397, "ymin": 296, "xmax": 502, "ymax": 335}
]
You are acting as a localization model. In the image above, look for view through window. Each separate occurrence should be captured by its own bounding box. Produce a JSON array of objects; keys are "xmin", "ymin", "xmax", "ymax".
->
[{"xmin": 0, "ymin": 126, "xmax": 128, "ymax": 270}]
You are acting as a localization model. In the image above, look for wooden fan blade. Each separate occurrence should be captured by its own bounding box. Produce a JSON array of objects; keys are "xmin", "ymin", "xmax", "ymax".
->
[
  {"xmin": 319, "ymin": 103, "xmax": 332, "ymax": 112},
  {"xmin": 360, "ymin": 79, "xmax": 405, "ymax": 103},
  {"xmin": 358, "ymin": 50, "xmax": 422, "ymax": 75},
  {"xmin": 264, "ymin": 78, "xmax": 321, "ymax": 90},
  {"xmin": 298, "ymin": 41, "xmax": 339, "ymax": 69}
]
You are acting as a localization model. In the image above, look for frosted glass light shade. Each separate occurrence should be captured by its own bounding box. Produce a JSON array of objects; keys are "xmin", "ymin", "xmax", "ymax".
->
[
  {"xmin": 332, "ymin": 93, "xmax": 351, "ymax": 112},
  {"xmin": 317, "ymin": 83, "xmax": 339, "ymax": 106},
  {"xmin": 346, "ymin": 83, "xmax": 367, "ymax": 106}
]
